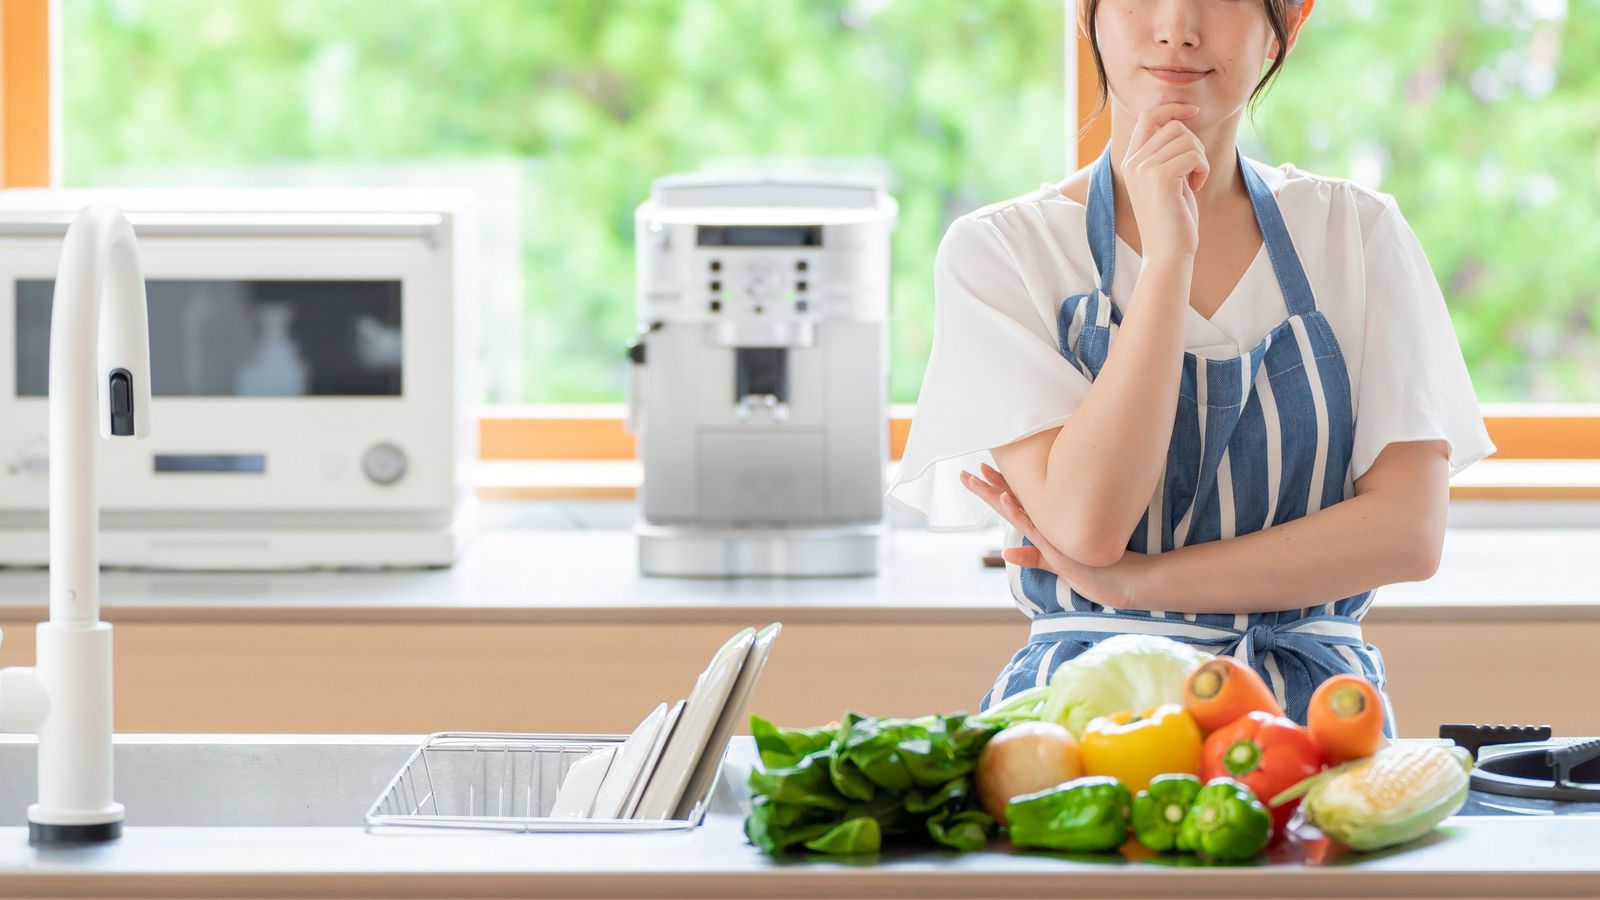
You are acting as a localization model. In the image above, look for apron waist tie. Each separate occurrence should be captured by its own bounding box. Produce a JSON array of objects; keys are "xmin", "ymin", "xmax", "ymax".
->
[{"xmin": 1027, "ymin": 612, "xmax": 1367, "ymax": 712}]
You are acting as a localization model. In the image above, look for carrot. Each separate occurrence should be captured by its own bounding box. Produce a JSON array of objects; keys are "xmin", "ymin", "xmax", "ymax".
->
[
  {"xmin": 1306, "ymin": 674, "xmax": 1385, "ymax": 764},
  {"xmin": 1184, "ymin": 656, "xmax": 1284, "ymax": 733}
]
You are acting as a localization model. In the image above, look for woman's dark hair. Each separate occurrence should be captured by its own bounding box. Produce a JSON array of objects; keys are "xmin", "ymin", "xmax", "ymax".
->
[{"xmin": 1079, "ymin": 0, "xmax": 1303, "ymax": 138}]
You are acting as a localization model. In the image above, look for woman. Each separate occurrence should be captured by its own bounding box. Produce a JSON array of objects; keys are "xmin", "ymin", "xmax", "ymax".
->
[{"xmin": 886, "ymin": 0, "xmax": 1495, "ymax": 736}]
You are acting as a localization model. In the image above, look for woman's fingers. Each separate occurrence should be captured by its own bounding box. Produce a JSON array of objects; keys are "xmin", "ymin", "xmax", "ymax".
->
[
  {"xmin": 1140, "ymin": 132, "xmax": 1210, "ymax": 189},
  {"xmin": 1135, "ymin": 120, "xmax": 1199, "ymax": 161},
  {"xmin": 1140, "ymin": 125, "xmax": 1207, "ymax": 170},
  {"xmin": 1001, "ymin": 545, "xmax": 1045, "ymax": 569},
  {"xmin": 1155, "ymin": 150, "xmax": 1210, "ymax": 193},
  {"xmin": 1126, "ymin": 103, "xmax": 1199, "ymax": 159},
  {"xmin": 960, "ymin": 470, "xmax": 1010, "ymax": 518},
  {"xmin": 978, "ymin": 462, "xmax": 1012, "ymax": 494},
  {"xmin": 999, "ymin": 492, "xmax": 1048, "ymax": 546},
  {"xmin": 963, "ymin": 469, "xmax": 1078, "ymax": 577},
  {"xmin": 961, "ymin": 471, "xmax": 1048, "ymax": 547},
  {"xmin": 960, "ymin": 468, "xmax": 995, "ymax": 498}
]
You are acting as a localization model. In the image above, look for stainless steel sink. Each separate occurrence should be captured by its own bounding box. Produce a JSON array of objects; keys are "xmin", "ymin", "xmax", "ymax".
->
[{"xmin": 0, "ymin": 735, "xmax": 417, "ymax": 827}]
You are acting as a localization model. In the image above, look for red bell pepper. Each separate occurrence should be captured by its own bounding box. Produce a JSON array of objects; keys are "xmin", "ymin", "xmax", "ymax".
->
[{"xmin": 1201, "ymin": 710, "xmax": 1325, "ymax": 838}]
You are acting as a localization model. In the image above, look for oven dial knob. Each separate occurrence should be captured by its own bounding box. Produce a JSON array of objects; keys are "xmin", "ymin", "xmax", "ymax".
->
[{"xmin": 362, "ymin": 442, "xmax": 408, "ymax": 486}]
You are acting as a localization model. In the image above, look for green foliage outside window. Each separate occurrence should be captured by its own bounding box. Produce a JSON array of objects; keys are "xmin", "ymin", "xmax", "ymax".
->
[{"xmin": 62, "ymin": 0, "xmax": 1598, "ymax": 403}]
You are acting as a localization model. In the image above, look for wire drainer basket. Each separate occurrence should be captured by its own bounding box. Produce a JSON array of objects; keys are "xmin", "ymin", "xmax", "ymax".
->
[{"xmin": 365, "ymin": 731, "xmax": 723, "ymax": 833}]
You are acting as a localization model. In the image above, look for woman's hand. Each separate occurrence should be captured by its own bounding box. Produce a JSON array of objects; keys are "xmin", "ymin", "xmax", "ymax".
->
[
  {"xmin": 960, "ymin": 463, "xmax": 1153, "ymax": 610},
  {"xmin": 1123, "ymin": 102, "xmax": 1209, "ymax": 263}
]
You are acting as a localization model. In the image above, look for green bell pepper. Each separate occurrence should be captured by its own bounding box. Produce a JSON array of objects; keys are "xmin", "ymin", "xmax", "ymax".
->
[
  {"xmin": 1132, "ymin": 773, "xmax": 1203, "ymax": 852},
  {"xmin": 1176, "ymin": 777, "xmax": 1271, "ymax": 861},
  {"xmin": 1004, "ymin": 775, "xmax": 1131, "ymax": 852}
]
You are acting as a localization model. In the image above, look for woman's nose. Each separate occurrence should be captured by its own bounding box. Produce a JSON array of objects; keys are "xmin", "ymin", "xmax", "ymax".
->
[{"xmin": 1150, "ymin": 0, "xmax": 1201, "ymax": 48}]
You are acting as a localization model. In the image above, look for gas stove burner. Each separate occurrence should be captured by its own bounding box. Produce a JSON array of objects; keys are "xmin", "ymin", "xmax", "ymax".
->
[
  {"xmin": 1474, "ymin": 739, "xmax": 1600, "ymax": 802},
  {"xmin": 1440, "ymin": 724, "xmax": 1600, "ymax": 810}
]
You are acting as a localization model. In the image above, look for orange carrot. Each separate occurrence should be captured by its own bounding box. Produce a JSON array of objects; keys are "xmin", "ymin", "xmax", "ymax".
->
[
  {"xmin": 1184, "ymin": 656, "xmax": 1284, "ymax": 733},
  {"xmin": 1307, "ymin": 674, "xmax": 1385, "ymax": 764}
]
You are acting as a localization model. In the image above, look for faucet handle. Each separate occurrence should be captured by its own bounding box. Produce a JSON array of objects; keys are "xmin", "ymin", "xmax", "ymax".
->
[
  {"xmin": 0, "ymin": 666, "xmax": 49, "ymax": 734},
  {"xmin": 108, "ymin": 370, "xmax": 136, "ymax": 436}
]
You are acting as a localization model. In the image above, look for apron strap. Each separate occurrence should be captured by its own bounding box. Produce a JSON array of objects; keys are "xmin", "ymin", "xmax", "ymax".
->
[
  {"xmin": 1082, "ymin": 143, "xmax": 1321, "ymax": 319},
  {"xmin": 1238, "ymin": 151, "xmax": 1319, "ymax": 318},
  {"xmin": 1085, "ymin": 143, "xmax": 1118, "ymax": 298}
]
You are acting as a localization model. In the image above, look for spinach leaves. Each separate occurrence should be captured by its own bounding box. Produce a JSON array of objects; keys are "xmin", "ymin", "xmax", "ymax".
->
[{"xmin": 745, "ymin": 711, "xmax": 1003, "ymax": 856}]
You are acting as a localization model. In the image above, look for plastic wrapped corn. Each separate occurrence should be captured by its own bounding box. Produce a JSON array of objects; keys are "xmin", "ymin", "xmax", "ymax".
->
[{"xmin": 1290, "ymin": 743, "xmax": 1473, "ymax": 851}]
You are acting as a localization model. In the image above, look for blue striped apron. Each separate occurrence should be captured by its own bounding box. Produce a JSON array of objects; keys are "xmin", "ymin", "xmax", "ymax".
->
[{"xmin": 979, "ymin": 145, "xmax": 1398, "ymax": 737}]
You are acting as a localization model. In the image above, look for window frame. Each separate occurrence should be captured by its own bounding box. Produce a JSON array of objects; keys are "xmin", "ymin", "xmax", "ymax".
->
[{"xmin": 6, "ymin": 4, "xmax": 1596, "ymax": 500}]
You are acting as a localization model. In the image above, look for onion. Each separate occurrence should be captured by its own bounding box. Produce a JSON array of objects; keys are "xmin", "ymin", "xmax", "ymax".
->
[{"xmin": 976, "ymin": 721, "xmax": 1083, "ymax": 824}]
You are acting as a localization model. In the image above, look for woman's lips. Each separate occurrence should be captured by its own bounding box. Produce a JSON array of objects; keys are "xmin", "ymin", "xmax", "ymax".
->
[{"xmin": 1145, "ymin": 67, "xmax": 1212, "ymax": 84}]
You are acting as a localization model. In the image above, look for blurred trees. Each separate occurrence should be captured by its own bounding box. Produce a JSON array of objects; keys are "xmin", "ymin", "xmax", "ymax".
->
[{"xmin": 63, "ymin": 0, "xmax": 1598, "ymax": 402}]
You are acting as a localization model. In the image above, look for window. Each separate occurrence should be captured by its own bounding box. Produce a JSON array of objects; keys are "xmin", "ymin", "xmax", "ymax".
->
[
  {"xmin": 58, "ymin": 0, "xmax": 1067, "ymax": 405},
  {"xmin": 8, "ymin": 0, "xmax": 1598, "ymax": 485}
]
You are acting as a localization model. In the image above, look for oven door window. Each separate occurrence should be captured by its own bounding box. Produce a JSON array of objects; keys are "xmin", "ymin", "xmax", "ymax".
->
[{"xmin": 15, "ymin": 279, "xmax": 403, "ymax": 397}]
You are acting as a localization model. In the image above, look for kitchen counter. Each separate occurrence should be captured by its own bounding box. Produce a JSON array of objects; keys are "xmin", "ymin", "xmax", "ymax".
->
[
  {"xmin": 0, "ymin": 735, "xmax": 1596, "ymax": 899},
  {"xmin": 0, "ymin": 502, "xmax": 1598, "ymax": 624},
  {"xmin": 2, "ymin": 502, "xmax": 1598, "ymax": 737}
]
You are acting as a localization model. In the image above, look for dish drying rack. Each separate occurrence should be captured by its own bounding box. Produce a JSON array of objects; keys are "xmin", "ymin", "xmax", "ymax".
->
[{"xmin": 365, "ymin": 732, "xmax": 724, "ymax": 833}]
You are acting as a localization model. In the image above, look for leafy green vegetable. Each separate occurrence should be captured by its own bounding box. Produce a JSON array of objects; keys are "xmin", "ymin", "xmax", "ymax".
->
[
  {"xmin": 751, "ymin": 716, "xmax": 835, "ymax": 769},
  {"xmin": 806, "ymin": 817, "xmax": 880, "ymax": 855},
  {"xmin": 926, "ymin": 808, "xmax": 995, "ymax": 852},
  {"xmin": 744, "ymin": 711, "xmax": 1003, "ymax": 856}
]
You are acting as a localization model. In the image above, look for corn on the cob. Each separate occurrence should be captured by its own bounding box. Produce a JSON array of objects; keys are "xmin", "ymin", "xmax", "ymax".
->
[{"xmin": 1296, "ymin": 743, "xmax": 1473, "ymax": 851}]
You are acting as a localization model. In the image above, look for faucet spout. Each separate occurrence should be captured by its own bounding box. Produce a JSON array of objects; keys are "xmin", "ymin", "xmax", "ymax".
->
[
  {"xmin": 0, "ymin": 204, "xmax": 151, "ymax": 845},
  {"xmin": 49, "ymin": 205, "xmax": 152, "ymax": 623}
]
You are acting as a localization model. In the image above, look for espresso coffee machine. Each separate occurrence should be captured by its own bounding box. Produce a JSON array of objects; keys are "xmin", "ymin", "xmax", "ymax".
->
[{"xmin": 626, "ymin": 173, "xmax": 898, "ymax": 576}]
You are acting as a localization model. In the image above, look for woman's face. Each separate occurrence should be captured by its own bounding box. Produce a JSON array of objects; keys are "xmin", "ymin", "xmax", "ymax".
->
[{"xmin": 1084, "ymin": 0, "xmax": 1282, "ymax": 125}]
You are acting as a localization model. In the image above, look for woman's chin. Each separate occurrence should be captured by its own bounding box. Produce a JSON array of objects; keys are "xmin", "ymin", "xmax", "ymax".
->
[{"xmin": 1153, "ymin": 89, "xmax": 1205, "ymax": 109}]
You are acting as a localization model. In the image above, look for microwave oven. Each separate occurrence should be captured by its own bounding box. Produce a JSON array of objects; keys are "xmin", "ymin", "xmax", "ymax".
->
[{"xmin": 0, "ymin": 188, "xmax": 477, "ymax": 569}]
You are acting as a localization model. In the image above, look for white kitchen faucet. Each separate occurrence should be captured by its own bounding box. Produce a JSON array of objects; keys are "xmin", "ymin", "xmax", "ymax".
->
[{"xmin": 0, "ymin": 205, "xmax": 150, "ymax": 843}]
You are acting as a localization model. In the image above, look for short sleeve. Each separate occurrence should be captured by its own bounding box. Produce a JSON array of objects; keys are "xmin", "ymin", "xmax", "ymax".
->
[
  {"xmin": 886, "ymin": 213, "xmax": 1093, "ymax": 531},
  {"xmin": 1350, "ymin": 198, "xmax": 1497, "ymax": 482}
]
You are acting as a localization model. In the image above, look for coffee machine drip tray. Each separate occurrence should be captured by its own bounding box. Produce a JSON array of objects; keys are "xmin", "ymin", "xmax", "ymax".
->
[{"xmin": 634, "ymin": 522, "xmax": 881, "ymax": 578}]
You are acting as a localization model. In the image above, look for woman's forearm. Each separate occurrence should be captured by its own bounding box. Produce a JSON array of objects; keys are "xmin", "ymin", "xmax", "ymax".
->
[
  {"xmin": 1039, "ymin": 254, "xmax": 1195, "ymax": 564},
  {"xmin": 1137, "ymin": 489, "xmax": 1441, "ymax": 615}
]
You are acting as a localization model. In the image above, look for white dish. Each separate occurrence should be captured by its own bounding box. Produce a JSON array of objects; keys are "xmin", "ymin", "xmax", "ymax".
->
[
  {"xmin": 589, "ymin": 702, "xmax": 668, "ymax": 821},
  {"xmin": 547, "ymin": 746, "xmax": 615, "ymax": 818},
  {"xmin": 622, "ymin": 699, "xmax": 685, "ymax": 819},
  {"xmin": 672, "ymin": 622, "xmax": 782, "ymax": 820},
  {"xmin": 633, "ymin": 627, "xmax": 756, "ymax": 820}
]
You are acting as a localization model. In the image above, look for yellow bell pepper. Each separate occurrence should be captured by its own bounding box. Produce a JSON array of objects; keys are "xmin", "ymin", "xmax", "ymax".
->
[{"xmin": 1079, "ymin": 703, "xmax": 1202, "ymax": 793}]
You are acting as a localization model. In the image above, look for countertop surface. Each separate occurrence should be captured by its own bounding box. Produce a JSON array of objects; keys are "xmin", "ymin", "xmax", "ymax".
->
[
  {"xmin": 0, "ymin": 502, "xmax": 1597, "ymax": 624},
  {"xmin": 0, "ymin": 735, "xmax": 1596, "ymax": 898}
]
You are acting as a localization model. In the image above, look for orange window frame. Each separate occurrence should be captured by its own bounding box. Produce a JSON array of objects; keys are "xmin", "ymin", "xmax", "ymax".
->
[
  {"xmin": 6, "ymin": 9, "xmax": 1597, "ymax": 494},
  {"xmin": 1, "ymin": 0, "xmax": 51, "ymax": 187}
]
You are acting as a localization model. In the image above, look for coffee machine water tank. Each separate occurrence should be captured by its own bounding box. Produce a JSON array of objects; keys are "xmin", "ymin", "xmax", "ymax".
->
[{"xmin": 626, "ymin": 173, "xmax": 898, "ymax": 577}]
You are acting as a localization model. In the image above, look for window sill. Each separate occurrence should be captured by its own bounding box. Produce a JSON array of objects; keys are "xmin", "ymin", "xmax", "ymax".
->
[{"xmin": 472, "ymin": 458, "xmax": 1600, "ymax": 503}]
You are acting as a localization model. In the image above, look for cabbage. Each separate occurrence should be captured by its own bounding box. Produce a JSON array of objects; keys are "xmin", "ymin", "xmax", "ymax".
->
[{"xmin": 1039, "ymin": 634, "xmax": 1210, "ymax": 736}]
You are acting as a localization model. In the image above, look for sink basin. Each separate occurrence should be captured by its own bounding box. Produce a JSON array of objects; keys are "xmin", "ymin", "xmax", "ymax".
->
[{"xmin": 0, "ymin": 735, "xmax": 416, "ymax": 827}]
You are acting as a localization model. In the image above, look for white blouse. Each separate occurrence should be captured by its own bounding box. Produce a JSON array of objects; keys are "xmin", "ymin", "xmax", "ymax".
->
[{"xmin": 888, "ymin": 157, "xmax": 1497, "ymax": 531}]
